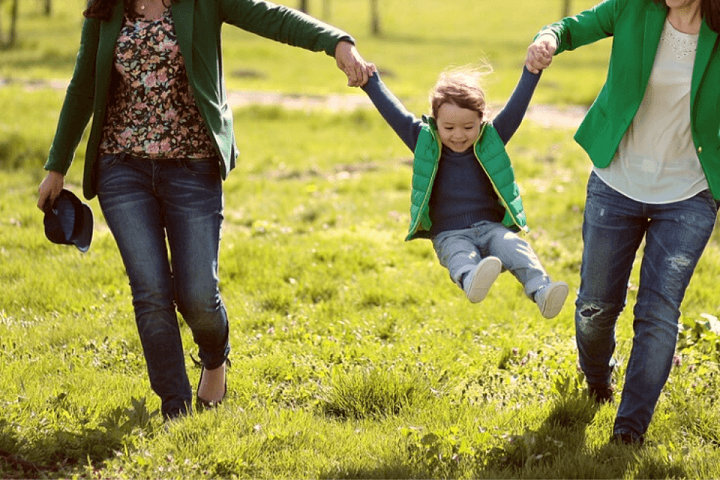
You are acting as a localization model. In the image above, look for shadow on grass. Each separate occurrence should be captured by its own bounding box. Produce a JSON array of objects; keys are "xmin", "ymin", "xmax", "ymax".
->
[
  {"xmin": 0, "ymin": 424, "xmax": 122, "ymax": 478},
  {"xmin": 479, "ymin": 394, "xmax": 607, "ymax": 477},
  {"xmin": 0, "ymin": 397, "xmax": 159, "ymax": 479},
  {"xmin": 0, "ymin": 428, "xmax": 121, "ymax": 478},
  {"xmin": 318, "ymin": 464, "xmax": 420, "ymax": 480},
  {"xmin": 505, "ymin": 393, "xmax": 687, "ymax": 479}
]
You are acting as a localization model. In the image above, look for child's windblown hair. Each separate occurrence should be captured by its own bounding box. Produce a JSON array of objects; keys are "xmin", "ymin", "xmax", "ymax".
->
[{"xmin": 429, "ymin": 64, "xmax": 493, "ymax": 121}]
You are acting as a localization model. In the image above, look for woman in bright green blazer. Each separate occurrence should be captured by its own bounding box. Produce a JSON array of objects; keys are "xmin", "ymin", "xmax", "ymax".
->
[
  {"xmin": 527, "ymin": 0, "xmax": 720, "ymax": 445},
  {"xmin": 36, "ymin": 0, "xmax": 374, "ymax": 420}
]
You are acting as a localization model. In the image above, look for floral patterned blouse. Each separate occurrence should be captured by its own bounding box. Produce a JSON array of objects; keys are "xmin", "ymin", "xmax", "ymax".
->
[{"xmin": 99, "ymin": 10, "xmax": 216, "ymax": 159}]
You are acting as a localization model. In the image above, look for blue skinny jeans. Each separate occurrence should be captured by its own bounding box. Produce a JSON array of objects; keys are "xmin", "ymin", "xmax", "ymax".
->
[
  {"xmin": 576, "ymin": 172, "xmax": 717, "ymax": 440},
  {"xmin": 97, "ymin": 153, "xmax": 230, "ymax": 419}
]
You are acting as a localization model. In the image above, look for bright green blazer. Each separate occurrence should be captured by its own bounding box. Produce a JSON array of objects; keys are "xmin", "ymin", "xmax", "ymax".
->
[
  {"xmin": 539, "ymin": 0, "xmax": 720, "ymax": 199},
  {"xmin": 45, "ymin": 0, "xmax": 353, "ymax": 199}
]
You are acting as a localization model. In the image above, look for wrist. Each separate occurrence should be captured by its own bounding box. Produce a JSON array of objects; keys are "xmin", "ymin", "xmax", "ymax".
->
[
  {"xmin": 537, "ymin": 31, "xmax": 558, "ymax": 48},
  {"xmin": 334, "ymin": 39, "xmax": 354, "ymax": 56}
]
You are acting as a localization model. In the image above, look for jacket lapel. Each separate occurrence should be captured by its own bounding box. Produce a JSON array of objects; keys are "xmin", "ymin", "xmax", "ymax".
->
[
  {"xmin": 641, "ymin": 6, "xmax": 666, "ymax": 90},
  {"xmin": 691, "ymin": 20, "xmax": 719, "ymax": 109},
  {"xmin": 94, "ymin": 1, "xmax": 124, "ymax": 114},
  {"xmin": 96, "ymin": 1, "xmax": 124, "ymax": 92},
  {"xmin": 171, "ymin": 0, "xmax": 195, "ymax": 81}
]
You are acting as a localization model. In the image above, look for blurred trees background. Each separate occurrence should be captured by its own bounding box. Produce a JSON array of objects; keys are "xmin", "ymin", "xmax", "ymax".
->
[
  {"xmin": 298, "ymin": 0, "xmax": 573, "ymax": 37},
  {"xmin": 0, "ymin": 0, "xmax": 575, "ymax": 49},
  {"xmin": 0, "ymin": 0, "xmax": 19, "ymax": 48}
]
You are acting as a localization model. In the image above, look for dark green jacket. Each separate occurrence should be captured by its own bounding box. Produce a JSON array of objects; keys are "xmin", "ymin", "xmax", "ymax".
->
[
  {"xmin": 407, "ymin": 118, "xmax": 528, "ymax": 241},
  {"xmin": 539, "ymin": 0, "xmax": 720, "ymax": 198},
  {"xmin": 45, "ymin": 0, "xmax": 353, "ymax": 199}
]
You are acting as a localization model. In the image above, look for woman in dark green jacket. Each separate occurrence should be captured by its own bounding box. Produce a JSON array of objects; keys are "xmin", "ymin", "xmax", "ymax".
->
[
  {"xmin": 527, "ymin": 0, "xmax": 720, "ymax": 445},
  {"xmin": 36, "ymin": 0, "xmax": 374, "ymax": 420}
]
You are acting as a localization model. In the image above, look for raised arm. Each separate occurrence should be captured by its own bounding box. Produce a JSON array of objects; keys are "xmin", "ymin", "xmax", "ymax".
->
[
  {"xmin": 538, "ymin": 0, "xmax": 618, "ymax": 55},
  {"xmin": 527, "ymin": 0, "xmax": 620, "ymax": 73},
  {"xmin": 492, "ymin": 67, "xmax": 541, "ymax": 144},
  {"xmin": 360, "ymin": 72, "xmax": 423, "ymax": 152},
  {"xmin": 221, "ymin": 0, "xmax": 373, "ymax": 85}
]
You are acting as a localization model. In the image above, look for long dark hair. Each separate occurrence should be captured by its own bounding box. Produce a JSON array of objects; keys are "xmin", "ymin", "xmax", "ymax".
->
[
  {"xmin": 653, "ymin": 0, "xmax": 720, "ymax": 33},
  {"xmin": 83, "ymin": 0, "xmax": 172, "ymax": 21}
]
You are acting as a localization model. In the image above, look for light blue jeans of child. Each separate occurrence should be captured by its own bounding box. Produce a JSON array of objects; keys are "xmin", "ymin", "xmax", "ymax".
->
[
  {"xmin": 577, "ymin": 172, "xmax": 718, "ymax": 440},
  {"xmin": 431, "ymin": 220, "xmax": 552, "ymax": 299}
]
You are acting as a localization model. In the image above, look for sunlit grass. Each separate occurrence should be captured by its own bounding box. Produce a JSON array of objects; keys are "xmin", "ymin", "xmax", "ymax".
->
[
  {"xmin": 3, "ymin": 80, "xmax": 720, "ymax": 477},
  {"xmin": 3, "ymin": 1, "xmax": 720, "ymax": 475}
]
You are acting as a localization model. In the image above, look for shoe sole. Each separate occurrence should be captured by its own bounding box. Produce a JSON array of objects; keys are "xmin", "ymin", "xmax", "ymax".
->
[
  {"xmin": 539, "ymin": 282, "xmax": 569, "ymax": 319},
  {"xmin": 466, "ymin": 257, "xmax": 502, "ymax": 303}
]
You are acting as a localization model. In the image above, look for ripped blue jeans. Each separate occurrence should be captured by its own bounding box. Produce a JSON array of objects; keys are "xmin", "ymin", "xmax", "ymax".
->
[{"xmin": 576, "ymin": 172, "xmax": 718, "ymax": 439}]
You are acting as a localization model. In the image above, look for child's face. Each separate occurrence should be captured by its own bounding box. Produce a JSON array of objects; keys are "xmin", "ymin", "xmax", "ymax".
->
[{"xmin": 436, "ymin": 102, "xmax": 482, "ymax": 153}]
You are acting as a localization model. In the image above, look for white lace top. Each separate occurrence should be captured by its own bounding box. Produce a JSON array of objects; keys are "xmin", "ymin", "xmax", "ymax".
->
[{"xmin": 594, "ymin": 19, "xmax": 707, "ymax": 203}]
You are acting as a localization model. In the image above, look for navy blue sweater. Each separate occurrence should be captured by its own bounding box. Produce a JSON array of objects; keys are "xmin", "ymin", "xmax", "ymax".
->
[{"xmin": 362, "ymin": 67, "xmax": 540, "ymax": 236}]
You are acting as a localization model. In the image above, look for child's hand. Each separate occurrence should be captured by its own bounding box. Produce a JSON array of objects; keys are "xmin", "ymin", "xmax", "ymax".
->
[
  {"xmin": 525, "ymin": 33, "xmax": 557, "ymax": 74},
  {"xmin": 335, "ymin": 41, "xmax": 376, "ymax": 87}
]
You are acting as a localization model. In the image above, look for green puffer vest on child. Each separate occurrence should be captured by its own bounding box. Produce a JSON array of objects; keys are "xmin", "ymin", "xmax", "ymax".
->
[{"xmin": 406, "ymin": 117, "xmax": 528, "ymax": 241}]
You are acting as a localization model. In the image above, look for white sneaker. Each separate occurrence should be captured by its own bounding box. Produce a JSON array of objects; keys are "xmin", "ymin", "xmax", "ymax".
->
[
  {"xmin": 535, "ymin": 281, "xmax": 569, "ymax": 319},
  {"xmin": 463, "ymin": 256, "xmax": 502, "ymax": 303}
]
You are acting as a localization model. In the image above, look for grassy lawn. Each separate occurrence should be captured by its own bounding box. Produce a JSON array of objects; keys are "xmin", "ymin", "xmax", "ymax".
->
[
  {"xmin": 3, "ymin": 0, "xmax": 720, "ymax": 478},
  {"xmin": 3, "ymin": 85, "xmax": 720, "ymax": 478}
]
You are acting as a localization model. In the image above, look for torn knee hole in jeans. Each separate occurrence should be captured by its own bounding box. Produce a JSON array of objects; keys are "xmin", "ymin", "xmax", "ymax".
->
[
  {"xmin": 668, "ymin": 254, "xmax": 691, "ymax": 273},
  {"xmin": 579, "ymin": 303, "xmax": 603, "ymax": 319}
]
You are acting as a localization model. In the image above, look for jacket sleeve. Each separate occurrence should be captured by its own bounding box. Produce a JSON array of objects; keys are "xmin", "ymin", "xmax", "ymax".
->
[
  {"xmin": 538, "ymin": 0, "xmax": 625, "ymax": 54},
  {"xmin": 45, "ymin": 15, "xmax": 100, "ymax": 174},
  {"xmin": 219, "ymin": 0, "xmax": 353, "ymax": 57}
]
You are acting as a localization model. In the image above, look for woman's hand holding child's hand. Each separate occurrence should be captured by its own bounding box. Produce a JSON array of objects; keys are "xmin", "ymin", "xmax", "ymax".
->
[
  {"xmin": 525, "ymin": 33, "xmax": 558, "ymax": 73},
  {"xmin": 335, "ymin": 41, "xmax": 376, "ymax": 87}
]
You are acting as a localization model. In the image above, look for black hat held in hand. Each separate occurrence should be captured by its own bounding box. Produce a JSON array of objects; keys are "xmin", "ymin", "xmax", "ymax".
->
[{"xmin": 43, "ymin": 189, "xmax": 94, "ymax": 253}]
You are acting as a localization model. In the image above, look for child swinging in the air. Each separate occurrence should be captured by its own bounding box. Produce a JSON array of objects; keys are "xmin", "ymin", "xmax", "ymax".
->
[{"xmin": 360, "ymin": 64, "xmax": 568, "ymax": 318}]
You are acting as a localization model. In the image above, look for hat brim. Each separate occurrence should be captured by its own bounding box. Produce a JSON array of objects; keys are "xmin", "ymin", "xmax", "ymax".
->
[
  {"xmin": 73, "ymin": 203, "xmax": 94, "ymax": 253},
  {"xmin": 43, "ymin": 189, "xmax": 94, "ymax": 253}
]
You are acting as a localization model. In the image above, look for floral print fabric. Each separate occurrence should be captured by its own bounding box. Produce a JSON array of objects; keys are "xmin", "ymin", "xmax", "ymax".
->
[{"xmin": 99, "ymin": 10, "xmax": 215, "ymax": 159}]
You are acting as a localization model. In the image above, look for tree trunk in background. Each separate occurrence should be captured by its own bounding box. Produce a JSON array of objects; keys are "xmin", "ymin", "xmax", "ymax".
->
[
  {"xmin": 44, "ymin": 0, "xmax": 52, "ymax": 16},
  {"xmin": 298, "ymin": 0, "xmax": 308, "ymax": 13},
  {"xmin": 322, "ymin": 0, "xmax": 330, "ymax": 20},
  {"xmin": 562, "ymin": 0, "xmax": 571, "ymax": 17},
  {"xmin": 0, "ymin": 0, "xmax": 19, "ymax": 48},
  {"xmin": 370, "ymin": 0, "xmax": 380, "ymax": 36}
]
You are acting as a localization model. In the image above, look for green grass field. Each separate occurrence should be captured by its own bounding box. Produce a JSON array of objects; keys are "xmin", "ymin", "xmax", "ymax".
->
[{"xmin": 3, "ymin": 0, "xmax": 720, "ymax": 478}]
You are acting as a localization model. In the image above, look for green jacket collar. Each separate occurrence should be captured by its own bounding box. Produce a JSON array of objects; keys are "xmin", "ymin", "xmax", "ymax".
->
[
  {"xmin": 641, "ymin": 4, "xmax": 665, "ymax": 90},
  {"xmin": 693, "ymin": 19, "xmax": 719, "ymax": 112},
  {"xmin": 171, "ymin": 0, "xmax": 195, "ymax": 82}
]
